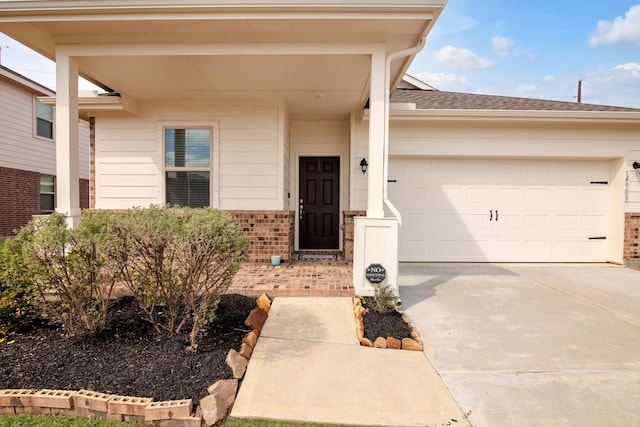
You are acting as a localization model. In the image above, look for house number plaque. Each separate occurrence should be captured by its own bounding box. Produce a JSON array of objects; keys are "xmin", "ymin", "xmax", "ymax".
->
[{"xmin": 365, "ymin": 264, "xmax": 386, "ymax": 284}]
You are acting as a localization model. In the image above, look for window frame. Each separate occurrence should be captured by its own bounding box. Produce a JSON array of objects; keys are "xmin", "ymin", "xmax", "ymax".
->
[
  {"xmin": 161, "ymin": 122, "xmax": 218, "ymax": 208},
  {"xmin": 40, "ymin": 174, "xmax": 56, "ymax": 213},
  {"xmin": 34, "ymin": 98, "xmax": 54, "ymax": 141}
]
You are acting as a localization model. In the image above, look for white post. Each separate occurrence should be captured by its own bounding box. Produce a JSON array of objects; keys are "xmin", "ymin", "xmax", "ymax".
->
[
  {"xmin": 353, "ymin": 50, "xmax": 399, "ymax": 298},
  {"xmin": 366, "ymin": 50, "xmax": 386, "ymax": 219},
  {"xmin": 55, "ymin": 52, "xmax": 81, "ymax": 227}
]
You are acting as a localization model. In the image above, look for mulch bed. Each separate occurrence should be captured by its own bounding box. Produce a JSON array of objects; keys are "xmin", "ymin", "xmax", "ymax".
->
[
  {"xmin": 360, "ymin": 297, "xmax": 412, "ymax": 342},
  {"xmin": 0, "ymin": 294, "xmax": 256, "ymax": 409},
  {"xmin": 0, "ymin": 293, "xmax": 412, "ymax": 415}
]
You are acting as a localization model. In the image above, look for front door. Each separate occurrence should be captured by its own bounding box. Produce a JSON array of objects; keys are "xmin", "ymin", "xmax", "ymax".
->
[{"xmin": 299, "ymin": 156, "xmax": 340, "ymax": 249}]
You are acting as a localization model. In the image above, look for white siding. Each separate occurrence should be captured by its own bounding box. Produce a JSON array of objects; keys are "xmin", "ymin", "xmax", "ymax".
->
[
  {"xmin": 79, "ymin": 120, "xmax": 90, "ymax": 180},
  {"xmin": 0, "ymin": 78, "xmax": 90, "ymax": 178},
  {"xmin": 282, "ymin": 109, "xmax": 291, "ymax": 210},
  {"xmin": 94, "ymin": 102, "xmax": 282, "ymax": 210},
  {"xmin": 0, "ymin": 78, "xmax": 55, "ymax": 174},
  {"xmin": 627, "ymin": 152, "xmax": 640, "ymax": 210},
  {"xmin": 290, "ymin": 119, "xmax": 350, "ymax": 248}
]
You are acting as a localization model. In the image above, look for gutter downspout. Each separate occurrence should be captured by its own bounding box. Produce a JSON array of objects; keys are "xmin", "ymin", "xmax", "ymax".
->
[{"xmin": 383, "ymin": 36, "xmax": 427, "ymax": 227}]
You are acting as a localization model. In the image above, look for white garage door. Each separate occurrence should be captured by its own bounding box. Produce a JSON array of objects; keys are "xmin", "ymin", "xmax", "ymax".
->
[{"xmin": 388, "ymin": 158, "xmax": 610, "ymax": 262}]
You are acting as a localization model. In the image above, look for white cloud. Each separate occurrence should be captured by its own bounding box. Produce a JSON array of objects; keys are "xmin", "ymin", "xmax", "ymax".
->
[
  {"xmin": 614, "ymin": 62, "xmax": 640, "ymax": 75},
  {"xmin": 433, "ymin": 45, "xmax": 494, "ymax": 70},
  {"xmin": 589, "ymin": 4, "xmax": 640, "ymax": 46},
  {"xmin": 492, "ymin": 36, "xmax": 515, "ymax": 56},
  {"xmin": 543, "ymin": 75, "xmax": 556, "ymax": 82},
  {"xmin": 415, "ymin": 71, "xmax": 469, "ymax": 90}
]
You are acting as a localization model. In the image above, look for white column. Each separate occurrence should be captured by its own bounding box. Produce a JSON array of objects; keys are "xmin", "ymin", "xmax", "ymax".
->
[
  {"xmin": 366, "ymin": 51, "xmax": 386, "ymax": 218},
  {"xmin": 55, "ymin": 52, "xmax": 81, "ymax": 227}
]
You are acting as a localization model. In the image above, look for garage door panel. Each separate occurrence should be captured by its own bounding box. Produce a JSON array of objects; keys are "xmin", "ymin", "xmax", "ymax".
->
[
  {"xmin": 524, "ymin": 188, "xmax": 549, "ymax": 206},
  {"xmin": 582, "ymin": 215, "xmax": 607, "ymax": 233},
  {"xmin": 584, "ymin": 188, "xmax": 608, "ymax": 205},
  {"xmin": 524, "ymin": 215, "xmax": 548, "ymax": 231},
  {"xmin": 390, "ymin": 158, "xmax": 609, "ymax": 262},
  {"xmin": 497, "ymin": 188, "xmax": 522, "ymax": 204},
  {"xmin": 496, "ymin": 214, "xmax": 520, "ymax": 231}
]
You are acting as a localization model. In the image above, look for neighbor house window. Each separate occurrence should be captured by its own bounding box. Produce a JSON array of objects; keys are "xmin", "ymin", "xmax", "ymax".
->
[
  {"xmin": 40, "ymin": 175, "xmax": 55, "ymax": 212},
  {"xmin": 164, "ymin": 128, "xmax": 211, "ymax": 208},
  {"xmin": 35, "ymin": 99, "xmax": 54, "ymax": 139}
]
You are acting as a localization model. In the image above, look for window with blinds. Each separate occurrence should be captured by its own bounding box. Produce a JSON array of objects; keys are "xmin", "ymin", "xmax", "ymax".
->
[
  {"xmin": 164, "ymin": 128, "xmax": 211, "ymax": 208},
  {"xmin": 35, "ymin": 99, "xmax": 54, "ymax": 139},
  {"xmin": 40, "ymin": 175, "xmax": 55, "ymax": 212}
]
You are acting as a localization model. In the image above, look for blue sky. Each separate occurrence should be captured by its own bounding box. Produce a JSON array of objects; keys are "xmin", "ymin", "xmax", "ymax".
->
[
  {"xmin": 1, "ymin": 1, "xmax": 639, "ymax": 108},
  {"xmin": 410, "ymin": 0, "xmax": 640, "ymax": 108}
]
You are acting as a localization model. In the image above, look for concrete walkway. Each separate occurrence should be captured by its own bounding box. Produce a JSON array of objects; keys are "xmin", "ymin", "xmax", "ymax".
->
[
  {"xmin": 232, "ymin": 297, "xmax": 469, "ymax": 426},
  {"xmin": 399, "ymin": 264, "xmax": 640, "ymax": 427}
]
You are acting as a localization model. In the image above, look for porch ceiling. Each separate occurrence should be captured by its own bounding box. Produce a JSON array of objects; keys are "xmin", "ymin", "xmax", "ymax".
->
[{"xmin": 0, "ymin": 1, "xmax": 446, "ymax": 116}]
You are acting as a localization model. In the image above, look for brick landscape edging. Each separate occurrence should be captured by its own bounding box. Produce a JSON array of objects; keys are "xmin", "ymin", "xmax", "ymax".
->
[
  {"xmin": 0, "ymin": 293, "xmax": 273, "ymax": 427},
  {"xmin": 353, "ymin": 296, "xmax": 424, "ymax": 351}
]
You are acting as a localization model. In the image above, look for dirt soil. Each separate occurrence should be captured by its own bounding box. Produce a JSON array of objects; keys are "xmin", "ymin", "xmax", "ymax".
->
[
  {"xmin": 0, "ymin": 294, "xmax": 256, "ymax": 408},
  {"xmin": 361, "ymin": 297, "xmax": 412, "ymax": 342}
]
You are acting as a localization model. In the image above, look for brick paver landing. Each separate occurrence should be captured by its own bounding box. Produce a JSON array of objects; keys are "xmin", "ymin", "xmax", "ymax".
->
[{"xmin": 228, "ymin": 260, "xmax": 354, "ymax": 297}]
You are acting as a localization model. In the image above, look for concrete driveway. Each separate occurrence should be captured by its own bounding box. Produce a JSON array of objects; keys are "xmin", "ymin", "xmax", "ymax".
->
[{"xmin": 399, "ymin": 264, "xmax": 640, "ymax": 427}]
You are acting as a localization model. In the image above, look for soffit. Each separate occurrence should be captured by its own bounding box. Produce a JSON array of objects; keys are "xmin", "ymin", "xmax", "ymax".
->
[{"xmin": 0, "ymin": 2, "xmax": 446, "ymax": 116}]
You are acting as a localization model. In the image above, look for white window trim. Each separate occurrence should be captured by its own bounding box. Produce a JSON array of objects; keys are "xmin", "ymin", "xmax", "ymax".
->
[
  {"xmin": 40, "ymin": 174, "xmax": 56, "ymax": 213},
  {"xmin": 159, "ymin": 121, "xmax": 219, "ymax": 208},
  {"xmin": 33, "ymin": 97, "xmax": 55, "ymax": 142}
]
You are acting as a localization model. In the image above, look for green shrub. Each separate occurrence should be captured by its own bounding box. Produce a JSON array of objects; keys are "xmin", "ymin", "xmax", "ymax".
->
[
  {"xmin": 0, "ymin": 238, "xmax": 41, "ymax": 337},
  {"xmin": 373, "ymin": 283, "xmax": 398, "ymax": 314},
  {"xmin": 108, "ymin": 206, "xmax": 249, "ymax": 351},
  {"xmin": 14, "ymin": 211, "xmax": 117, "ymax": 338}
]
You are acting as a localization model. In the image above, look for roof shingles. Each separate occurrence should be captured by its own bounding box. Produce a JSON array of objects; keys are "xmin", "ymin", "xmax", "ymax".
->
[{"xmin": 390, "ymin": 89, "xmax": 640, "ymax": 112}]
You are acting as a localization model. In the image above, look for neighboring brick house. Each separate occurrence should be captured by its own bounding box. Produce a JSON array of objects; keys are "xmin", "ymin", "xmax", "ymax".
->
[{"xmin": 0, "ymin": 65, "xmax": 89, "ymax": 238}]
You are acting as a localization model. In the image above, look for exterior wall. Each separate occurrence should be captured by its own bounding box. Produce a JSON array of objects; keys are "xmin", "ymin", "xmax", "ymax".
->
[
  {"xmin": 343, "ymin": 210, "xmax": 366, "ymax": 261},
  {"xmin": 0, "ymin": 166, "xmax": 89, "ymax": 237},
  {"xmin": 0, "ymin": 78, "xmax": 89, "ymax": 180},
  {"xmin": 282, "ymin": 112, "xmax": 291, "ymax": 211},
  {"xmin": 79, "ymin": 178, "xmax": 90, "ymax": 210},
  {"xmin": 351, "ymin": 118, "xmax": 640, "ymax": 262},
  {"xmin": 94, "ymin": 102, "xmax": 284, "ymax": 210},
  {"xmin": 0, "ymin": 71, "xmax": 90, "ymax": 237},
  {"xmin": 228, "ymin": 210, "xmax": 295, "ymax": 263},
  {"xmin": 289, "ymin": 119, "xmax": 351, "ymax": 250},
  {"xmin": 89, "ymin": 117, "xmax": 96, "ymax": 209},
  {"xmin": 624, "ymin": 213, "xmax": 640, "ymax": 261},
  {"xmin": 0, "ymin": 77, "xmax": 56, "ymax": 175},
  {"xmin": 0, "ymin": 167, "xmax": 39, "ymax": 236}
]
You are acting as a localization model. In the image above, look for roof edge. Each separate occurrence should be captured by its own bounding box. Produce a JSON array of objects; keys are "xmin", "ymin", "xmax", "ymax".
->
[
  {"xmin": 376, "ymin": 108, "xmax": 640, "ymax": 124},
  {"xmin": 0, "ymin": 64, "xmax": 54, "ymax": 95}
]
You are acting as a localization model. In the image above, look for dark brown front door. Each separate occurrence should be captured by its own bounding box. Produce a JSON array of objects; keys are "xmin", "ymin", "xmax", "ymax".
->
[{"xmin": 299, "ymin": 156, "xmax": 340, "ymax": 249}]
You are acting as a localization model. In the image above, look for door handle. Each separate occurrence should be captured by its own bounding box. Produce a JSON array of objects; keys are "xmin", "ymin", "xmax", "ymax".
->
[
  {"xmin": 496, "ymin": 210, "xmax": 498, "ymax": 221},
  {"xmin": 490, "ymin": 210, "xmax": 493, "ymax": 221},
  {"xmin": 299, "ymin": 198, "xmax": 304, "ymax": 220}
]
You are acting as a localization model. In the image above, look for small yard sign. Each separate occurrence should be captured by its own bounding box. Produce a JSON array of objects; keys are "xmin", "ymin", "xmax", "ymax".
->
[{"xmin": 365, "ymin": 263, "xmax": 386, "ymax": 284}]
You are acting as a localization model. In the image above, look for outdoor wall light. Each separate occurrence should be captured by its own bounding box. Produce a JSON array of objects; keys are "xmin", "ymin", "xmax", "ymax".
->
[
  {"xmin": 633, "ymin": 161, "xmax": 640, "ymax": 170},
  {"xmin": 360, "ymin": 158, "xmax": 368, "ymax": 174}
]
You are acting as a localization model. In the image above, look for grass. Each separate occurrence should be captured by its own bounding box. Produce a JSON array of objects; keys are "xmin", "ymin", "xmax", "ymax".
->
[{"xmin": 0, "ymin": 415, "xmax": 360, "ymax": 427}]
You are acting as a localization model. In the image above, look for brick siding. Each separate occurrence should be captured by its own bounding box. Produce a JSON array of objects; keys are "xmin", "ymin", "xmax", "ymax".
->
[
  {"xmin": 227, "ymin": 210, "xmax": 295, "ymax": 263},
  {"xmin": 624, "ymin": 212, "xmax": 640, "ymax": 261},
  {"xmin": 342, "ymin": 210, "xmax": 366, "ymax": 261},
  {"xmin": 80, "ymin": 179, "xmax": 90, "ymax": 210},
  {"xmin": 0, "ymin": 166, "xmax": 40, "ymax": 237},
  {"xmin": 0, "ymin": 166, "xmax": 90, "ymax": 237}
]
